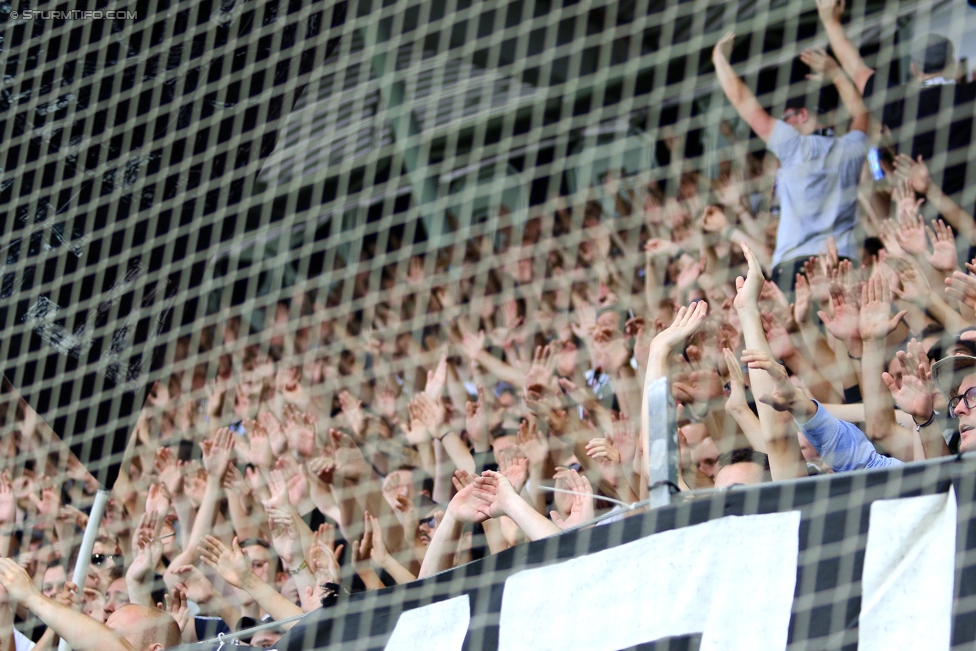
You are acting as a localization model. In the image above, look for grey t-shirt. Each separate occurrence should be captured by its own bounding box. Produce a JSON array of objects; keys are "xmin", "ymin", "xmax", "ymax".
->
[{"xmin": 767, "ymin": 120, "xmax": 868, "ymax": 266}]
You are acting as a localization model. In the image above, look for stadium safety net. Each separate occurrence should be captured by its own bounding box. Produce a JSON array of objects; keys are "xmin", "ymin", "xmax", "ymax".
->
[{"xmin": 2, "ymin": 0, "xmax": 976, "ymax": 648}]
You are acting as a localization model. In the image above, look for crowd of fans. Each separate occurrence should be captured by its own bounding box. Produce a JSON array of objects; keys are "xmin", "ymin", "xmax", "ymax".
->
[{"xmin": 5, "ymin": 2, "xmax": 976, "ymax": 648}]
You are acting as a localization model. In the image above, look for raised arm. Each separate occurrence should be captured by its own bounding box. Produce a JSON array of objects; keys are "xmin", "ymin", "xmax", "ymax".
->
[
  {"xmin": 800, "ymin": 49, "xmax": 869, "ymax": 133},
  {"xmin": 641, "ymin": 301, "xmax": 709, "ymax": 497},
  {"xmin": 858, "ymin": 276, "xmax": 915, "ymax": 462},
  {"xmin": 733, "ymin": 245, "xmax": 807, "ymax": 480},
  {"xmin": 712, "ymin": 32, "xmax": 776, "ymax": 142},
  {"xmin": 0, "ymin": 559, "xmax": 135, "ymax": 651},
  {"xmin": 817, "ymin": 0, "xmax": 875, "ymax": 94},
  {"xmin": 198, "ymin": 536, "xmax": 302, "ymax": 622},
  {"xmin": 471, "ymin": 471, "xmax": 562, "ymax": 541},
  {"xmin": 749, "ymin": 359, "xmax": 903, "ymax": 471},
  {"xmin": 418, "ymin": 484, "xmax": 488, "ymax": 579}
]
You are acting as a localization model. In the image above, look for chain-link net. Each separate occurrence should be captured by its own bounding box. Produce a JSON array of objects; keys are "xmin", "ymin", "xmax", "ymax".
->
[{"xmin": 2, "ymin": 0, "xmax": 976, "ymax": 648}]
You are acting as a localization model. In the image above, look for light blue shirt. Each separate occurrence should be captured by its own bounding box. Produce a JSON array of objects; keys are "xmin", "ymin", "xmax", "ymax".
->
[
  {"xmin": 767, "ymin": 120, "xmax": 868, "ymax": 266},
  {"xmin": 796, "ymin": 401, "xmax": 903, "ymax": 472}
]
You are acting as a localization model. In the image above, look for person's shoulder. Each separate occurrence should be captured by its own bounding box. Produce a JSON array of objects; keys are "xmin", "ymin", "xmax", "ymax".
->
[
  {"xmin": 767, "ymin": 119, "xmax": 799, "ymax": 150},
  {"xmin": 839, "ymin": 129, "xmax": 868, "ymax": 144}
]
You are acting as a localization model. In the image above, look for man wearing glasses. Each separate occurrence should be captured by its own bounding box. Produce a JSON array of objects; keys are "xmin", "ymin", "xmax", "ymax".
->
[{"xmin": 932, "ymin": 353, "xmax": 976, "ymax": 453}]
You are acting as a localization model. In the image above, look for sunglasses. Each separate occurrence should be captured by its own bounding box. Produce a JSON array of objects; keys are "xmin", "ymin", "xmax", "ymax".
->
[
  {"xmin": 949, "ymin": 386, "xmax": 976, "ymax": 418},
  {"xmin": 91, "ymin": 553, "xmax": 124, "ymax": 567},
  {"xmin": 418, "ymin": 515, "xmax": 439, "ymax": 529}
]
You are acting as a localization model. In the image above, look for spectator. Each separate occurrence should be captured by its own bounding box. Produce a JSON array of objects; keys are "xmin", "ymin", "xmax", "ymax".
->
[{"xmin": 712, "ymin": 32, "xmax": 869, "ymax": 290}]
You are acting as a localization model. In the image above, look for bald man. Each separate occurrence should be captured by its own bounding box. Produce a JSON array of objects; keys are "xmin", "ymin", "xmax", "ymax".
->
[{"xmin": 0, "ymin": 559, "xmax": 180, "ymax": 651}]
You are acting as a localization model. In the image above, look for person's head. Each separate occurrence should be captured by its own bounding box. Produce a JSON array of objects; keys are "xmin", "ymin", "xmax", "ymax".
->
[
  {"xmin": 910, "ymin": 34, "xmax": 954, "ymax": 80},
  {"xmin": 782, "ymin": 97, "xmax": 819, "ymax": 135},
  {"xmin": 417, "ymin": 507, "xmax": 445, "ymax": 547},
  {"xmin": 490, "ymin": 430, "xmax": 519, "ymax": 455},
  {"xmin": 42, "ymin": 562, "xmax": 66, "ymax": 598},
  {"xmin": 692, "ymin": 436, "xmax": 719, "ymax": 479},
  {"xmin": 240, "ymin": 539, "xmax": 280, "ymax": 587},
  {"xmin": 714, "ymin": 449, "xmax": 772, "ymax": 488},
  {"xmin": 103, "ymin": 577, "xmax": 130, "ymax": 616},
  {"xmin": 87, "ymin": 543, "xmax": 123, "ymax": 594},
  {"xmin": 106, "ymin": 604, "xmax": 182, "ymax": 651},
  {"xmin": 932, "ymin": 355, "xmax": 976, "ymax": 452},
  {"xmin": 250, "ymin": 626, "xmax": 285, "ymax": 649}
]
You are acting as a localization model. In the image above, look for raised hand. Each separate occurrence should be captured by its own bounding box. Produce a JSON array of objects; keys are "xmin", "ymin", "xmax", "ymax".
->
[
  {"xmin": 330, "ymin": 429, "xmax": 370, "ymax": 481},
  {"xmin": 128, "ymin": 525, "xmax": 163, "ymax": 584},
  {"xmin": 585, "ymin": 436, "xmax": 621, "ymax": 468},
  {"xmin": 816, "ymin": 0, "xmax": 845, "ymax": 25},
  {"xmin": 405, "ymin": 395, "xmax": 432, "ymax": 445},
  {"xmin": 425, "ymin": 353, "xmax": 449, "ymax": 398},
  {"xmin": 793, "ymin": 273, "xmax": 812, "ymax": 323},
  {"xmin": 723, "ymin": 348, "xmax": 748, "ymax": 414},
  {"xmin": 259, "ymin": 410, "xmax": 289, "ymax": 456},
  {"xmin": 169, "ymin": 565, "xmax": 217, "ymax": 605},
  {"xmin": 448, "ymin": 481, "xmax": 492, "ymax": 524},
  {"xmin": 946, "ymin": 267, "xmax": 976, "ymax": 309},
  {"xmin": 265, "ymin": 506, "xmax": 302, "ymax": 568},
  {"xmin": 0, "ymin": 472, "xmax": 16, "ymax": 525},
  {"xmin": 524, "ymin": 345, "xmax": 558, "ymax": 388},
  {"xmin": 200, "ymin": 427, "xmax": 235, "ymax": 479},
  {"xmin": 517, "ymin": 417, "xmax": 549, "ymax": 468},
  {"xmin": 733, "ymin": 243, "xmax": 764, "ymax": 311},
  {"xmin": 0, "ymin": 558, "xmax": 38, "ymax": 602},
  {"xmin": 458, "ymin": 330, "xmax": 487, "ymax": 360},
  {"xmin": 741, "ymin": 349, "xmax": 796, "ymax": 412},
  {"xmin": 712, "ymin": 31, "xmax": 735, "ymax": 62},
  {"xmin": 464, "ymin": 386, "xmax": 490, "ymax": 451},
  {"xmin": 610, "ymin": 414, "xmax": 638, "ymax": 468},
  {"xmin": 890, "ymin": 259, "xmax": 929, "ymax": 305},
  {"xmin": 803, "ymin": 257, "xmax": 831, "ymax": 305},
  {"xmin": 818, "ymin": 282, "xmax": 861, "ymax": 346},
  {"xmin": 497, "ymin": 449, "xmax": 530, "ymax": 494},
  {"xmin": 800, "ymin": 49, "xmax": 840, "ymax": 81},
  {"xmin": 858, "ymin": 276, "xmax": 906, "ymax": 341},
  {"xmin": 550, "ymin": 469, "xmax": 594, "ymax": 530},
  {"xmin": 155, "ymin": 448, "xmax": 184, "ymax": 497},
  {"xmin": 761, "ymin": 312, "xmax": 795, "ymax": 360},
  {"xmin": 471, "ymin": 471, "xmax": 517, "ymax": 520},
  {"xmin": 159, "ymin": 587, "xmax": 190, "ymax": 632},
  {"xmin": 881, "ymin": 339, "xmax": 935, "ymax": 422},
  {"xmin": 451, "ymin": 470, "xmax": 474, "ymax": 491},
  {"xmin": 263, "ymin": 469, "xmax": 291, "ymax": 510},
  {"xmin": 338, "ymin": 391, "xmax": 366, "ymax": 437},
  {"xmin": 926, "ymin": 219, "xmax": 958, "ymax": 272},
  {"xmin": 199, "ymin": 535, "xmax": 251, "ymax": 589},
  {"xmin": 893, "ymin": 153, "xmax": 931, "ymax": 195},
  {"xmin": 365, "ymin": 512, "xmax": 391, "ymax": 566},
  {"xmin": 413, "ymin": 393, "xmax": 446, "ymax": 435},
  {"xmin": 243, "ymin": 419, "xmax": 274, "ymax": 470},
  {"xmin": 648, "ymin": 301, "xmax": 709, "ymax": 357},
  {"xmin": 222, "ymin": 463, "xmax": 251, "ymax": 498},
  {"xmin": 352, "ymin": 511, "xmax": 375, "ymax": 568}
]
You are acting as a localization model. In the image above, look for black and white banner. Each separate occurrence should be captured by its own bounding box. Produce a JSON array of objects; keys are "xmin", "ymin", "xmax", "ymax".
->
[{"xmin": 283, "ymin": 458, "xmax": 973, "ymax": 651}]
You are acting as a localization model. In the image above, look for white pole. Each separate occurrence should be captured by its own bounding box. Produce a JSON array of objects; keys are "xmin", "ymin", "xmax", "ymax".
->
[{"xmin": 58, "ymin": 489, "xmax": 110, "ymax": 651}]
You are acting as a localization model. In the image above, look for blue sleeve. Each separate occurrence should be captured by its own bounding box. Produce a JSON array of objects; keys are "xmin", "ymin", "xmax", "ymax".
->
[
  {"xmin": 796, "ymin": 401, "xmax": 904, "ymax": 472},
  {"xmin": 767, "ymin": 120, "xmax": 802, "ymax": 166}
]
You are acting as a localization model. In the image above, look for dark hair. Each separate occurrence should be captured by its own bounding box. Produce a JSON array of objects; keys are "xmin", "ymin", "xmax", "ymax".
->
[
  {"xmin": 239, "ymin": 538, "xmax": 281, "ymax": 574},
  {"xmin": 912, "ymin": 35, "xmax": 954, "ymax": 75},
  {"xmin": 717, "ymin": 449, "xmax": 773, "ymax": 482},
  {"xmin": 239, "ymin": 538, "xmax": 271, "ymax": 550}
]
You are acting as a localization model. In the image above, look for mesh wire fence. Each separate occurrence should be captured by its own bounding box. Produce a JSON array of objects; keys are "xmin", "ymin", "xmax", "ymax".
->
[{"xmin": 0, "ymin": 0, "xmax": 975, "ymax": 647}]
